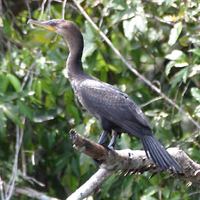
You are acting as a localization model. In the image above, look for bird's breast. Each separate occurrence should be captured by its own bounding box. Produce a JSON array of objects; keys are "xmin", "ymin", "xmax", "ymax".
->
[{"xmin": 70, "ymin": 79, "xmax": 100, "ymax": 118}]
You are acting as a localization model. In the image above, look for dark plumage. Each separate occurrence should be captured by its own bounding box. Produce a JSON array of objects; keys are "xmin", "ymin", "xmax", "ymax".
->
[{"xmin": 29, "ymin": 19, "xmax": 182, "ymax": 173}]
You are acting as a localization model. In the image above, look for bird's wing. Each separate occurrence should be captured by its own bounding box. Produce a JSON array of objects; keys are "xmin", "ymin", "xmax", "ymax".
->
[{"xmin": 79, "ymin": 79, "xmax": 151, "ymax": 136}]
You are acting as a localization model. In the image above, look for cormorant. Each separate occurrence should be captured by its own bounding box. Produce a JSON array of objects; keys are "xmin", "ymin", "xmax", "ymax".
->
[{"xmin": 28, "ymin": 19, "xmax": 182, "ymax": 173}]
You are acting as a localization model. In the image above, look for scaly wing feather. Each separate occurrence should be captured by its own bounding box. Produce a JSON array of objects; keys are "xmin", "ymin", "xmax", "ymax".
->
[{"xmin": 79, "ymin": 79, "xmax": 152, "ymax": 137}]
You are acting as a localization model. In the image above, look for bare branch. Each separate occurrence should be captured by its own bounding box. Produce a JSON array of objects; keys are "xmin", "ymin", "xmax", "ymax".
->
[
  {"xmin": 11, "ymin": 185, "xmax": 59, "ymax": 200},
  {"xmin": 66, "ymin": 168, "xmax": 112, "ymax": 200},
  {"xmin": 5, "ymin": 120, "xmax": 25, "ymax": 200},
  {"xmin": 62, "ymin": 0, "xmax": 68, "ymax": 19},
  {"xmin": 19, "ymin": 173, "xmax": 45, "ymax": 187},
  {"xmin": 24, "ymin": 0, "xmax": 32, "ymax": 19},
  {"xmin": 0, "ymin": 176, "xmax": 5, "ymax": 200},
  {"xmin": 0, "ymin": 0, "xmax": 2, "ymax": 16},
  {"xmin": 39, "ymin": 0, "xmax": 48, "ymax": 20},
  {"xmin": 72, "ymin": 0, "xmax": 200, "ymax": 130},
  {"xmin": 67, "ymin": 130, "xmax": 200, "ymax": 200},
  {"xmin": 145, "ymin": 13, "xmax": 174, "ymax": 26}
]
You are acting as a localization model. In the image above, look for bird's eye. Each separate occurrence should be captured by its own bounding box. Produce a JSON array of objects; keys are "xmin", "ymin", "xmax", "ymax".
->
[{"xmin": 47, "ymin": 20, "xmax": 58, "ymax": 27}]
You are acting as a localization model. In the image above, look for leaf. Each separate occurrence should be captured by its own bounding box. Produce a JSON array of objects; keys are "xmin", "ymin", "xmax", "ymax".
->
[
  {"xmin": 0, "ymin": 73, "xmax": 9, "ymax": 93},
  {"xmin": 168, "ymin": 22, "xmax": 182, "ymax": 46},
  {"xmin": 107, "ymin": 64, "xmax": 122, "ymax": 73},
  {"xmin": 45, "ymin": 94, "xmax": 56, "ymax": 108},
  {"xmin": 0, "ymin": 104, "xmax": 21, "ymax": 125},
  {"xmin": 110, "ymin": 9, "xmax": 135, "ymax": 24},
  {"xmin": 194, "ymin": 105, "xmax": 200, "ymax": 118},
  {"xmin": 165, "ymin": 61, "xmax": 175, "ymax": 76},
  {"xmin": 0, "ymin": 110, "xmax": 6, "ymax": 135},
  {"xmin": 189, "ymin": 48, "xmax": 200, "ymax": 57},
  {"xmin": 82, "ymin": 22, "xmax": 97, "ymax": 61},
  {"xmin": 33, "ymin": 108, "xmax": 62, "ymax": 123},
  {"xmin": 174, "ymin": 62, "xmax": 188, "ymax": 68},
  {"xmin": 165, "ymin": 50, "xmax": 188, "ymax": 76},
  {"xmin": 123, "ymin": 19, "xmax": 134, "ymax": 40},
  {"xmin": 165, "ymin": 50, "xmax": 185, "ymax": 61},
  {"xmin": 179, "ymin": 35, "xmax": 189, "ymax": 47},
  {"xmin": 7, "ymin": 73, "xmax": 21, "ymax": 92},
  {"xmin": 141, "ymin": 196, "xmax": 157, "ymax": 200},
  {"xmin": 18, "ymin": 101, "xmax": 33, "ymax": 120},
  {"xmin": 67, "ymin": 105, "xmax": 80, "ymax": 124},
  {"xmin": 123, "ymin": 14, "xmax": 147, "ymax": 40},
  {"xmin": 189, "ymin": 65, "xmax": 200, "ymax": 77},
  {"xmin": 145, "ymin": 109, "xmax": 161, "ymax": 117},
  {"xmin": 191, "ymin": 87, "xmax": 200, "ymax": 103},
  {"xmin": 35, "ymin": 80, "xmax": 42, "ymax": 101},
  {"xmin": 107, "ymin": 0, "xmax": 127, "ymax": 10},
  {"xmin": 170, "ymin": 68, "xmax": 188, "ymax": 87}
]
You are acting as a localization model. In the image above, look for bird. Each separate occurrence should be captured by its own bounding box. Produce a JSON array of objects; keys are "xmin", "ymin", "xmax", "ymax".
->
[{"xmin": 28, "ymin": 19, "xmax": 182, "ymax": 173}]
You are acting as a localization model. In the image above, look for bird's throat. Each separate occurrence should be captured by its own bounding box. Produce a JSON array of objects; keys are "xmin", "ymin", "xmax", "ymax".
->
[
  {"xmin": 67, "ymin": 53, "xmax": 84, "ymax": 80},
  {"xmin": 64, "ymin": 33, "xmax": 84, "ymax": 80}
]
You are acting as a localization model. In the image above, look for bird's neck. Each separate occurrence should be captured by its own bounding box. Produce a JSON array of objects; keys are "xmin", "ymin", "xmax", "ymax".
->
[
  {"xmin": 67, "ymin": 52, "xmax": 83, "ymax": 79},
  {"xmin": 65, "ymin": 33, "xmax": 84, "ymax": 80}
]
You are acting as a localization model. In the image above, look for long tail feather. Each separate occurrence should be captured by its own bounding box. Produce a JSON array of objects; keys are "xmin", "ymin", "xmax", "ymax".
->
[{"xmin": 141, "ymin": 135, "xmax": 182, "ymax": 173}]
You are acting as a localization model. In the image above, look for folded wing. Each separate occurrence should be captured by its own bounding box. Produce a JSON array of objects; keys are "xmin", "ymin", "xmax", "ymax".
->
[{"xmin": 79, "ymin": 79, "xmax": 152, "ymax": 137}]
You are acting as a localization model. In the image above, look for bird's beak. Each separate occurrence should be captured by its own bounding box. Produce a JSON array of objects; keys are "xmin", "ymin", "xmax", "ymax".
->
[{"xmin": 28, "ymin": 19, "xmax": 57, "ymax": 32}]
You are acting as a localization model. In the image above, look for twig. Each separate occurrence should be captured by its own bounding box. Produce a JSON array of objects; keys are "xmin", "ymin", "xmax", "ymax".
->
[
  {"xmin": 21, "ymin": 146, "xmax": 27, "ymax": 176},
  {"xmin": 72, "ymin": 1, "xmax": 200, "ymax": 130},
  {"xmin": 19, "ymin": 173, "xmax": 45, "ymax": 187},
  {"xmin": 145, "ymin": 13, "xmax": 174, "ymax": 26},
  {"xmin": 39, "ymin": 0, "xmax": 48, "ymax": 20},
  {"xmin": 21, "ymin": 53, "xmax": 38, "ymax": 90},
  {"xmin": 13, "ymin": 186, "xmax": 59, "ymax": 200},
  {"xmin": 0, "ymin": 176, "xmax": 5, "ymax": 200},
  {"xmin": 62, "ymin": 0, "xmax": 68, "ymax": 19},
  {"xmin": 141, "ymin": 96, "xmax": 163, "ymax": 108},
  {"xmin": 24, "ymin": 0, "xmax": 31, "ymax": 19},
  {"xmin": 0, "ymin": 0, "xmax": 2, "ymax": 16},
  {"xmin": 47, "ymin": 0, "xmax": 53, "ymax": 19},
  {"xmin": 188, "ymin": 191, "xmax": 200, "ymax": 197},
  {"xmin": 5, "ymin": 119, "xmax": 25, "ymax": 200}
]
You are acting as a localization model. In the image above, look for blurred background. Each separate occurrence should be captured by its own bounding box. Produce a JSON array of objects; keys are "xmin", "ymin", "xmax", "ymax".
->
[{"xmin": 0, "ymin": 0, "xmax": 200, "ymax": 199}]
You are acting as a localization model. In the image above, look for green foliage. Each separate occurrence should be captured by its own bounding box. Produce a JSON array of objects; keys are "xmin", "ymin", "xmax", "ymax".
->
[{"xmin": 1, "ymin": 0, "xmax": 200, "ymax": 199}]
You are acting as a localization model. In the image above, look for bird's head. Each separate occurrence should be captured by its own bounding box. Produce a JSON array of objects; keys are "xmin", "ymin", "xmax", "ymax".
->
[
  {"xmin": 28, "ymin": 19, "xmax": 80, "ymax": 36},
  {"xmin": 28, "ymin": 19, "xmax": 83, "ymax": 52}
]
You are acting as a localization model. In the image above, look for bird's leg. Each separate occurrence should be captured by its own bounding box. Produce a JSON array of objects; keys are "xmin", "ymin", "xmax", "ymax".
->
[
  {"xmin": 107, "ymin": 130, "xmax": 118, "ymax": 150},
  {"xmin": 98, "ymin": 130, "xmax": 108, "ymax": 145},
  {"xmin": 93, "ymin": 131, "xmax": 109, "ymax": 165}
]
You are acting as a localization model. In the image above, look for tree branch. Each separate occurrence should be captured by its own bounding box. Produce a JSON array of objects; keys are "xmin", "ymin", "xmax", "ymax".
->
[
  {"xmin": 67, "ymin": 130, "xmax": 200, "ymax": 200},
  {"xmin": 66, "ymin": 168, "xmax": 112, "ymax": 200},
  {"xmin": 14, "ymin": 186, "xmax": 59, "ymax": 200}
]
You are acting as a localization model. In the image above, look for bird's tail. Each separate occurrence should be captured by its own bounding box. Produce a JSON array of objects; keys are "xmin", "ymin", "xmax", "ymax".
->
[{"xmin": 141, "ymin": 135, "xmax": 182, "ymax": 173}]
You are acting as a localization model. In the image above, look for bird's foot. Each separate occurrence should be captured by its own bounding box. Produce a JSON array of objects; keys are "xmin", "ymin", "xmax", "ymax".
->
[{"xmin": 107, "ymin": 144, "xmax": 114, "ymax": 151}]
